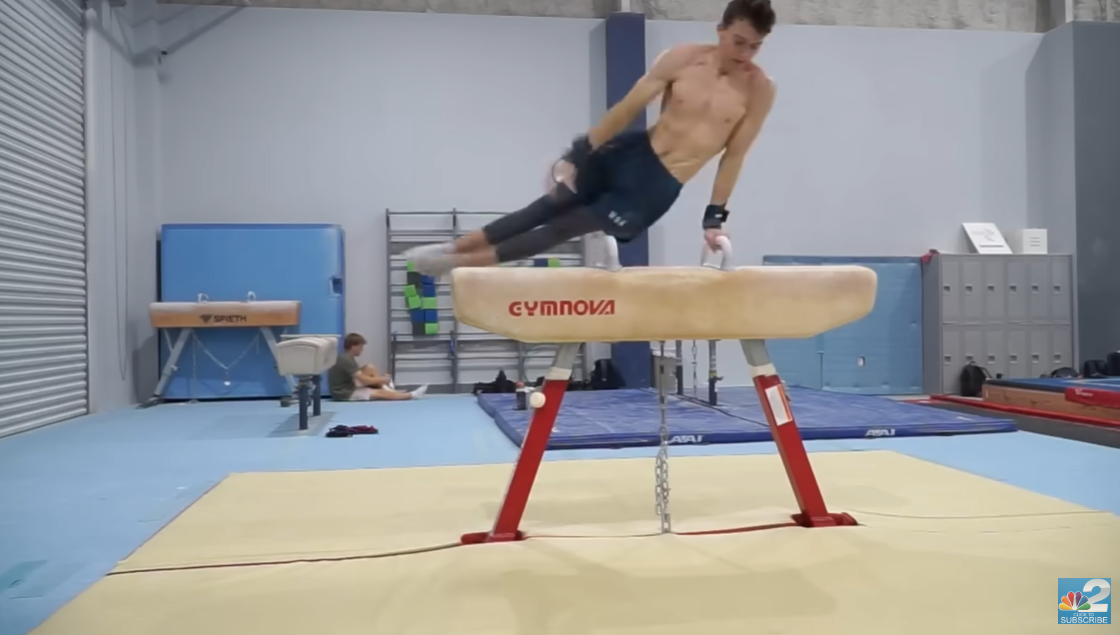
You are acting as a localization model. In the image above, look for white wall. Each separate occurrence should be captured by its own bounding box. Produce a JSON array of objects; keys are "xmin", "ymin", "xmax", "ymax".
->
[
  {"xmin": 645, "ymin": 22, "xmax": 1043, "ymax": 389},
  {"xmin": 86, "ymin": 0, "xmax": 163, "ymax": 412},
  {"xmin": 141, "ymin": 11, "xmax": 1046, "ymax": 393},
  {"xmin": 157, "ymin": 7, "xmax": 604, "ymax": 371},
  {"xmin": 1025, "ymin": 24, "xmax": 1075, "ymax": 253}
]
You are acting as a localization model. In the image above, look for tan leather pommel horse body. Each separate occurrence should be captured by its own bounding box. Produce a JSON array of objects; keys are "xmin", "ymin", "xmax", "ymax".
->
[
  {"xmin": 148, "ymin": 300, "xmax": 301, "ymax": 329},
  {"xmin": 452, "ymin": 265, "xmax": 876, "ymax": 344},
  {"xmin": 144, "ymin": 299, "xmax": 303, "ymax": 410},
  {"xmin": 451, "ymin": 233, "xmax": 878, "ymax": 545}
]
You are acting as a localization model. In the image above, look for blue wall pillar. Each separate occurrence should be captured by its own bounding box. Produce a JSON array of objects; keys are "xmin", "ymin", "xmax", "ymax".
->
[{"xmin": 604, "ymin": 10, "xmax": 650, "ymax": 388}]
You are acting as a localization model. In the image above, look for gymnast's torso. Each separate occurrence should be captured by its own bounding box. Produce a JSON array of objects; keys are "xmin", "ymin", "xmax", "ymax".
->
[{"xmin": 648, "ymin": 45, "xmax": 772, "ymax": 183}]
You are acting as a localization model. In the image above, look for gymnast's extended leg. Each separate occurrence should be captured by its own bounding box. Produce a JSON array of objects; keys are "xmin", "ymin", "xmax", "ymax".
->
[{"xmin": 404, "ymin": 182, "xmax": 604, "ymax": 274}]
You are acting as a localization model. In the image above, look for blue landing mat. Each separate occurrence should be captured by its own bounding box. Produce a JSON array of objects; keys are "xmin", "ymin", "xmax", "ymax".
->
[
  {"xmin": 476, "ymin": 390, "xmax": 767, "ymax": 449},
  {"xmin": 706, "ymin": 386, "xmax": 1017, "ymax": 439},
  {"xmin": 987, "ymin": 377, "xmax": 1120, "ymax": 393},
  {"xmin": 476, "ymin": 387, "xmax": 1017, "ymax": 450}
]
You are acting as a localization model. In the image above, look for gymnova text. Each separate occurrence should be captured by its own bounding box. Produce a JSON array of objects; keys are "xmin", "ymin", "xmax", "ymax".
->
[{"xmin": 508, "ymin": 299, "xmax": 616, "ymax": 317}]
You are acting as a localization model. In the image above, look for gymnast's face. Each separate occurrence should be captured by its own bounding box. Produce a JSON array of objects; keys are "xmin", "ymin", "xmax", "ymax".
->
[{"xmin": 716, "ymin": 19, "xmax": 765, "ymax": 69}]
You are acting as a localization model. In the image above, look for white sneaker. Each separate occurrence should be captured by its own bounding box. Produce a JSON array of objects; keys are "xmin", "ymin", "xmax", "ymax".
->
[
  {"xmin": 410, "ymin": 385, "xmax": 429, "ymax": 399},
  {"xmin": 404, "ymin": 243, "xmax": 455, "ymax": 276}
]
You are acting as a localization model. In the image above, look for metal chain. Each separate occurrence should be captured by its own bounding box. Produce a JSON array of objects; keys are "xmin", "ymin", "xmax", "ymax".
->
[
  {"xmin": 690, "ymin": 339, "xmax": 698, "ymax": 399},
  {"xmin": 190, "ymin": 330, "xmax": 263, "ymax": 397},
  {"xmin": 655, "ymin": 341, "xmax": 672, "ymax": 534}
]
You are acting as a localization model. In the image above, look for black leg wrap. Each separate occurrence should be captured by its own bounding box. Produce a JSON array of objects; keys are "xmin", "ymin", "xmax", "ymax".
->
[{"xmin": 494, "ymin": 207, "xmax": 607, "ymax": 264}]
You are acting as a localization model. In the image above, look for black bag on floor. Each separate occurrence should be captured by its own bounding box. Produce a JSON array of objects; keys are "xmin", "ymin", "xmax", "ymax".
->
[
  {"xmin": 959, "ymin": 362, "xmax": 991, "ymax": 397},
  {"xmin": 472, "ymin": 370, "xmax": 517, "ymax": 395},
  {"xmin": 590, "ymin": 358, "xmax": 625, "ymax": 390},
  {"xmin": 1083, "ymin": 359, "xmax": 1109, "ymax": 378},
  {"xmin": 1107, "ymin": 351, "xmax": 1120, "ymax": 376}
]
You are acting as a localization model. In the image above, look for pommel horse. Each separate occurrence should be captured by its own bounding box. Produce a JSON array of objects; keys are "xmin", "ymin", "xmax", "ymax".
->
[
  {"xmin": 451, "ymin": 234, "xmax": 878, "ymax": 544},
  {"xmin": 144, "ymin": 294, "xmax": 302, "ymax": 408}
]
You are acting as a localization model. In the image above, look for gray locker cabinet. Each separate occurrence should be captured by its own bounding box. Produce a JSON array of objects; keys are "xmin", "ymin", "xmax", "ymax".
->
[
  {"xmin": 921, "ymin": 254, "xmax": 1075, "ymax": 395},
  {"xmin": 1050, "ymin": 258, "xmax": 1073, "ymax": 324},
  {"xmin": 1006, "ymin": 259, "xmax": 1028, "ymax": 323},
  {"xmin": 984, "ymin": 328, "xmax": 1007, "ymax": 379},
  {"xmin": 961, "ymin": 257, "xmax": 985, "ymax": 323},
  {"xmin": 1006, "ymin": 328, "xmax": 1029, "ymax": 378},
  {"xmin": 982, "ymin": 258, "xmax": 1006, "ymax": 325},
  {"xmin": 1028, "ymin": 258, "xmax": 1051, "ymax": 323}
]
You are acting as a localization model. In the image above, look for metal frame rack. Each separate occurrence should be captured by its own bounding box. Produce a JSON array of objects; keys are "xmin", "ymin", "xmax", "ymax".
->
[{"xmin": 386, "ymin": 209, "xmax": 589, "ymax": 394}]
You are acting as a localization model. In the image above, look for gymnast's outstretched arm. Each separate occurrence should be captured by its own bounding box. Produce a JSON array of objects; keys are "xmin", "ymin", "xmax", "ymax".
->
[{"xmin": 585, "ymin": 45, "xmax": 703, "ymax": 148}]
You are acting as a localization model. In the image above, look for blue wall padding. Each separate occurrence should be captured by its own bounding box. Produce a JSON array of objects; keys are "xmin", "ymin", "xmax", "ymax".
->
[
  {"xmin": 763, "ymin": 256, "xmax": 923, "ymax": 395},
  {"xmin": 606, "ymin": 10, "xmax": 651, "ymax": 389},
  {"xmin": 158, "ymin": 223, "xmax": 346, "ymax": 400}
]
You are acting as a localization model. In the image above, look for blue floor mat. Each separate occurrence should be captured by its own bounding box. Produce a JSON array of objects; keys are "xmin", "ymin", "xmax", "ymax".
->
[
  {"xmin": 477, "ymin": 386, "xmax": 1017, "ymax": 450},
  {"xmin": 707, "ymin": 386, "xmax": 1018, "ymax": 439},
  {"xmin": 987, "ymin": 376, "xmax": 1120, "ymax": 393}
]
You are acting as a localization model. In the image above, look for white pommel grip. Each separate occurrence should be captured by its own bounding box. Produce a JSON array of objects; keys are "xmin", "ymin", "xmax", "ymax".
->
[{"xmin": 700, "ymin": 235, "xmax": 734, "ymax": 271}]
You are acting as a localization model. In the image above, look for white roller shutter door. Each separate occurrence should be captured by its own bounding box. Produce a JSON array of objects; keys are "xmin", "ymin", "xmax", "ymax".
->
[{"xmin": 0, "ymin": 0, "xmax": 88, "ymax": 437}]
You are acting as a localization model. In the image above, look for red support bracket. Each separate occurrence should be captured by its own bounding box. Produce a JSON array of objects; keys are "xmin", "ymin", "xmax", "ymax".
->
[
  {"xmin": 461, "ymin": 338, "xmax": 854, "ymax": 545},
  {"xmin": 461, "ymin": 343, "xmax": 580, "ymax": 544},
  {"xmin": 741, "ymin": 339, "xmax": 857, "ymax": 528}
]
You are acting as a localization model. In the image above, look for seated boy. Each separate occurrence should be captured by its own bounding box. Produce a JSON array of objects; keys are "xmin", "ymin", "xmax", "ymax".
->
[{"xmin": 328, "ymin": 333, "xmax": 427, "ymax": 401}]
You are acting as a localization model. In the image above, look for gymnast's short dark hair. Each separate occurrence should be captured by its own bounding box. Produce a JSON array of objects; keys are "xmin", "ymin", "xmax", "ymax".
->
[
  {"xmin": 721, "ymin": 0, "xmax": 776, "ymax": 35},
  {"xmin": 343, "ymin": 333, "xmax": 366, "ymax": 349}
]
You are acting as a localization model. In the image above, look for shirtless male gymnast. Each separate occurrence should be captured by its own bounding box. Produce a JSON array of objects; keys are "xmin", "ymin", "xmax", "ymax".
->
[{"xmin": 405, "ymin": 0, "xmax": 777, "ymax": 275}]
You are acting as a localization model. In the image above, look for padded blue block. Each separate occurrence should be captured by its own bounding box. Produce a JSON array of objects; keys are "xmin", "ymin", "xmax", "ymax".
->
[
  {"xmin": 479, "ymin": 386, "xmax": 1016, "ymax": 449},
  {"xmin": 421, "ymin": 282, "xmax": 437, "ymax": 297},
  {"xmin": 477, "ymin": 389, "xmax": 771, "ymax": 449},
  {"xmin": 709, "ymin": 386, "xmax": 1016, "ymax": 438},
  {"xmin": 158, "ymin": 223, "xmax": 345, "ymax": 400},
  {"xmin": 764, "ymin": 256, "xmax": 922, "ymax": 395},
  {"xmin": 424, "ymin": 309, "xmax": 437, "ymax": 322},
  {"xmin": 987, "ymin": 377, "xmax": 1120, "ymax": 393}
]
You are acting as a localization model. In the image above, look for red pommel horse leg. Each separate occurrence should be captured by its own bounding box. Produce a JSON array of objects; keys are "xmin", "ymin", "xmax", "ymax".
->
[
  {"xmin": 740, "ymin": 339, "xmax": 857, "ymax": 528},
  {"xmin": 461, "ymin": 342, "xmax": 582, "ymax": 544}
]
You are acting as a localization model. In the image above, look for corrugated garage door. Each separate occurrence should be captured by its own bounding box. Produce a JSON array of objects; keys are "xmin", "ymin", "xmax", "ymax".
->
[{"xmin": 0, "ymin": 0, "xmax": 88, "ymax": 437}]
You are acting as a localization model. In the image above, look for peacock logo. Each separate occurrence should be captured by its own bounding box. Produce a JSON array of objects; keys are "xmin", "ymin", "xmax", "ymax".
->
[
  {"xmin": 1057, "ymin": 578, "xmax": 1111, "ymax": 624},
  {"xmin": 1060, "ymin": 591, "xmax": 1091, "ymax": 612}
]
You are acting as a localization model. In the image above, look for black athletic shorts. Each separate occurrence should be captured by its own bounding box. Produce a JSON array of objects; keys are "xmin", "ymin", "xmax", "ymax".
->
[{"xmin": 578, "ymin": 129, "xmax": 684, "ymax": 242}]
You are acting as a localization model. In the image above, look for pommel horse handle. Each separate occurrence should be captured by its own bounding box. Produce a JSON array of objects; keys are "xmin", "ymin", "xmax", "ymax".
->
[
  {"xmin": 596, "ymin": 232, "xmax": 622, "ymax": 272},
  {"xmin": 700, "ymin": 235, "xmax": 733, "ymax": 271}
]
